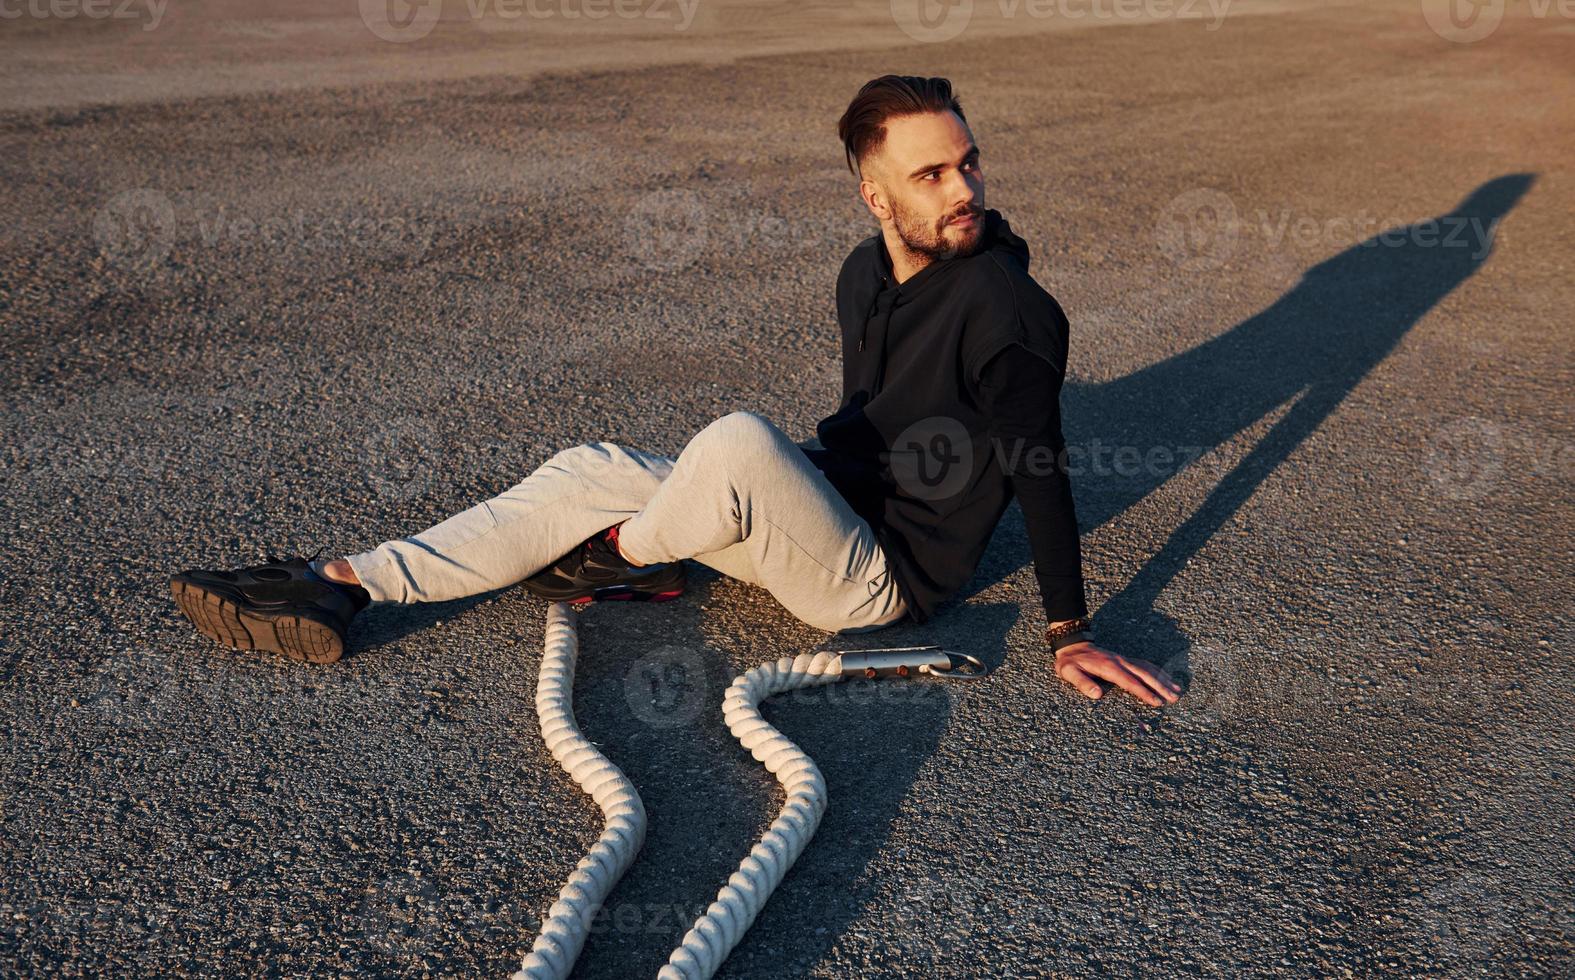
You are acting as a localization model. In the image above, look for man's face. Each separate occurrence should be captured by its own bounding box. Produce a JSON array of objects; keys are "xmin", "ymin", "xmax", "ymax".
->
[{"xmin": 864, "ymin": 111, "xmax": 986, "ymax": 262}]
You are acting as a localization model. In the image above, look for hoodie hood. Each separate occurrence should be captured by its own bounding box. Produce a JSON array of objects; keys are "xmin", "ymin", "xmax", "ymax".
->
[
  {"xmin": 976, "ymin": 207, "xmax": 1031, "ymax": 270},
  {"xmin": 859, "ymin": 208, "xmax": 1029, "ymax": 353},
  {"xmin": 873, "ymin": 207, "xmax": 1030, "ymax": 279}
]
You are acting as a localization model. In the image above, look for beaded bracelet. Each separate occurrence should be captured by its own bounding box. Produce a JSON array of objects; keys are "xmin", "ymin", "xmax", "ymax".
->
[{"xmin": 1045, "ymin": 617, "xmax": 1095, "ymax": 654}]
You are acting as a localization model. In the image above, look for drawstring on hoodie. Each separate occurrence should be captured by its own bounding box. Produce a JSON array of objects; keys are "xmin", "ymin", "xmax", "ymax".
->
[
  {"xmin": 857, "ymin": 276, "xmax": 887, "ymax": 352},
  {"xmin": 863, "ymin": 270, "xmax": 888, "ymax": 354}
]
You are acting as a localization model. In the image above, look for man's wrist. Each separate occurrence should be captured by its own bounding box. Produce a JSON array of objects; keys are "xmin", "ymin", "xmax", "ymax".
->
[{"xmin": 1046, "ymin": 617, "xmax": 1094, "ymax": 654}]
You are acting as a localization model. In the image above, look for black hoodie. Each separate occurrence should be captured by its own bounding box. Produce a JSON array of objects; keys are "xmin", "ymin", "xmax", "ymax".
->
[{"xmin": 802, "ymin": 208, "xmax": 1078, "ymax": 625}]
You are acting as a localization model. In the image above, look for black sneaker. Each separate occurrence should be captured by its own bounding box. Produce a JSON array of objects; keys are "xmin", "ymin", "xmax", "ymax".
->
[
  {"xmin": 520, "ymin": 522, "xmax": 687, "ymax": 606},
  {"xmin": 169, "ymin": 556, "xmax": 371, "ymax": 664}
]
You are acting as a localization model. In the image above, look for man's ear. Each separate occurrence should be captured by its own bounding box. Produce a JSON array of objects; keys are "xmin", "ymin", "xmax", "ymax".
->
[{"xmin": 859, "ymin": 176, "xmax": 892, "ymax": 223}]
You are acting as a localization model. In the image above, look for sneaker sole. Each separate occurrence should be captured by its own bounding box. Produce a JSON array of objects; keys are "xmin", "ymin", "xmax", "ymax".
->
[
  {"xmin": 170, "ymin": 579, "xmax": 345, "ymax": 665},
  {"xmin": 565, "ymin": 585, "xmax": 686, "ymax": 607}
]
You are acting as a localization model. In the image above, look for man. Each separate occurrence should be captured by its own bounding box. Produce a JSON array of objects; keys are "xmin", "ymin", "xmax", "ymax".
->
[{"xmin": 171, "ymin": 75, "xmax": 1180, "ymax": 708}]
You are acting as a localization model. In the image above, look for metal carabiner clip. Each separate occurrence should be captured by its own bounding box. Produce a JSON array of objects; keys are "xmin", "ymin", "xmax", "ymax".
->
[
  {"xmin": 924, "ymin": 649, "xmax": 989, "ymax": 679},
  {"xmin": 833, "ymin": 645, "xmax": 990, "ymax": 681}
]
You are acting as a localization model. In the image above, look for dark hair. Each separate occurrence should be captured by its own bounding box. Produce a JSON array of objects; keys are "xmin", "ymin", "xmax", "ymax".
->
[{"xmin": 837, "ymin": 75, "xmax": 966, "ymax": 177}]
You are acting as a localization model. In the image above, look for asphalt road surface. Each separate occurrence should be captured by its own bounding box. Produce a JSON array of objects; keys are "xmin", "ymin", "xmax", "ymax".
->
[{"xmin": 2, "ymin": 1, "xmax": 1571, "ymax": 977}]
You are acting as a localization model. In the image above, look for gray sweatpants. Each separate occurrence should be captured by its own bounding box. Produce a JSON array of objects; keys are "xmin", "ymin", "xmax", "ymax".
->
[{"xmin": 345, "ymin": 411, "xmax": 907, "ymax": 634}]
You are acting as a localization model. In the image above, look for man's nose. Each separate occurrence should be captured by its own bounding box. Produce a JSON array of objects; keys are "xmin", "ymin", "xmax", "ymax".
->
[{"xmin": 945, "ymin": 169, "xmax": 982, "ymax": 211}]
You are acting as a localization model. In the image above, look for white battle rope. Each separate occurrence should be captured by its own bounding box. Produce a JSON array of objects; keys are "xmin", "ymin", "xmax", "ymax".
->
[
  {"xmin": 513, "ymin": 602, "xmax": 648, "ymax": 980},
  {"xmin": 516, "ymin": 605, "xmax": 984, "ymax": 980},
  {"xmin": 658, "ymin": 651, "xmax": 844, "ymax": 979}
]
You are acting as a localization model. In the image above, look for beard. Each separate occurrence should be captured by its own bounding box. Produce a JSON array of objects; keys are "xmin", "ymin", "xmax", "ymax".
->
[{"xmin": 890, "ymin": 195, "xmax": 986, "ymax": 263}]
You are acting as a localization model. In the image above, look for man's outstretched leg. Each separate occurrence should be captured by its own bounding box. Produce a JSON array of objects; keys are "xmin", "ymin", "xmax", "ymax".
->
[
  {"xmin": 169, "ymin": 411, "xmax": 903, "ymax": 661},
  {"xmin": 335, "ymin": 441, "xmax": 685, "ymax": 604},
  {"xmin": 169, "ymin": 440, "xmax": 687, "ymax": 663}
]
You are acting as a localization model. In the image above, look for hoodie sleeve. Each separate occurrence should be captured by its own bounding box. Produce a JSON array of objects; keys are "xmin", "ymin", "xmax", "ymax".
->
[
  {"xmin": 960, "ymin": 258, "xmax": 1070, "ymax": 391},
  {"xmin": 975, "ymin": 342, "xmax": 1090, "ymax": 624}
]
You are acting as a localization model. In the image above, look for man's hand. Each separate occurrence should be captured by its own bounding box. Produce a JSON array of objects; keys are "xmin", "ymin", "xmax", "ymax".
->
[{"xmin": 1054, "ymin": 640, "xmax": 1181, "ymax": 707}]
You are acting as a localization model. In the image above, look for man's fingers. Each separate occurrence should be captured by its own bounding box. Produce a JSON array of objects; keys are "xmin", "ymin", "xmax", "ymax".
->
[
  {"xmin": 1084, "ymin": 658, "xmax": 1164, "ymax": 707},
  {"xmin": 1058, "ymin": 651, "xmax": 1182, "ymax": 707},
  {"xmin": 1123, "ymin": 658, "xmax": 1182, "ymax": 703},
  {"xmin": 1058, "ymin": 662, "xmax": 1105, "ymax": 700}
]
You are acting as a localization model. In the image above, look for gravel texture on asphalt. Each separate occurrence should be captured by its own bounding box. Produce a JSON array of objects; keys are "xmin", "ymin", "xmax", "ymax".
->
[{"xmin": 2, "ymin": 2, "xmax": 1571, "ymax": 977}]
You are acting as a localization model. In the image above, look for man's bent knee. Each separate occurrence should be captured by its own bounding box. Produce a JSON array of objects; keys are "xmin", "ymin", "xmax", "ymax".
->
[{"xmin": 693, "ymin": 410, "xmax": 789, "ymax": 459}]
